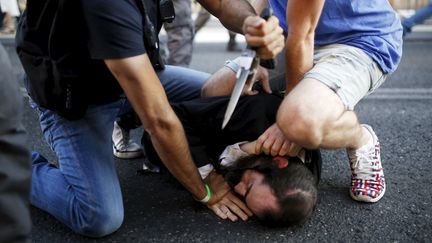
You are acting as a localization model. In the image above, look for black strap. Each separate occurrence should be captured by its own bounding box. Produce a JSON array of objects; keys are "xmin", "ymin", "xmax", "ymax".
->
[
  {"xmin": 136, "ymin": 0, "xmax": 158, "ymax": 50},
  {"xmin": 47, "ymin": 0, "xmax": 67, "ymax": 59}
]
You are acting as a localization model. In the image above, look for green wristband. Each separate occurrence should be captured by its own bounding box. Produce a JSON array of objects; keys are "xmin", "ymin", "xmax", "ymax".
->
[{"xmin": 196, "ymin": 184, "xmax": 212, "ymax": 204}]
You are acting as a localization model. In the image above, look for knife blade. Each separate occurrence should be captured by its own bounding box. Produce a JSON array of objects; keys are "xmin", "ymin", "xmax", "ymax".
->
[
  {"xmin": 221, "ymin": 67, "xmax": 250, "ymax": 129},
  {"xmin": 221, "ymin": 7, "xmax": 274, "ymax": 129}
]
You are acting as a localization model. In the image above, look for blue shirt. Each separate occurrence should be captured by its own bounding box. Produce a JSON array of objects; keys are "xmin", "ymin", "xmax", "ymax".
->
[{"xmin": 269, "ymin": 0, "xmax": 403, "ymax": 73}]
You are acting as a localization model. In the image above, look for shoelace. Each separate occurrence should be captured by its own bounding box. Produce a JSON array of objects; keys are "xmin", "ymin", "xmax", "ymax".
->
[{"xmin": 349, "ymin": 147, "xmax": 379, "ymax": 179}]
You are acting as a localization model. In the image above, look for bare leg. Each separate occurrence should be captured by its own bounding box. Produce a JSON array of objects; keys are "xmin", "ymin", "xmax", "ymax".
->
[{"xmin": 276, "ymin": 78, "xmax": 371, "ymax": 150}]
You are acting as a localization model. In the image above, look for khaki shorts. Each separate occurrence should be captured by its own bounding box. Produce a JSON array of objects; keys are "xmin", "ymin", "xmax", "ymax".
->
[{"xmin": 304, "ymin": 44, "xmax": 387, "ymax": 110}]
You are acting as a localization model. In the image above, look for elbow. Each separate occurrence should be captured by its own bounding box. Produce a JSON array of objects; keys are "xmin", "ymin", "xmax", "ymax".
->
[
  {"xmin": 287, "ymin": 24, "xmax": 315, "ymax": 43},
  {"xmin": 143, "ymin": 109, "xmax": 181, "ymax": 137},
  {"xmin": 288, "ymin": 31, "xmax": 314, "ymax": 44}
]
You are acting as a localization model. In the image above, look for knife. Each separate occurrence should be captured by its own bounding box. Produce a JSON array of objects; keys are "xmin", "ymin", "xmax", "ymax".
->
[{"xmin": 221, "ymin": 7, "xmax": 275, "ymax": 129}]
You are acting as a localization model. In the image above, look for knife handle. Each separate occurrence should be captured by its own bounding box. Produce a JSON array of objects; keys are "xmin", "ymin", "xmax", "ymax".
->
[
  {"xmin": 260, "ymin": 6, "xmax": 272, "ymax": 20},
  {"xmin": 259, "ymin": 7, "xmax": 276, "ymax": 69}
]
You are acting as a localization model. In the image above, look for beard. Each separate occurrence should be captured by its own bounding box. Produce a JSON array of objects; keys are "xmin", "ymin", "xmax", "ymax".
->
[{"xmin": 220, "ymin": 155, "xmax": 277, "ymax": 188}]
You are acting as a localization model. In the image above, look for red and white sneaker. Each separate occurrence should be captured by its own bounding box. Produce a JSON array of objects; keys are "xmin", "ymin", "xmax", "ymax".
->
[{"xmin": 347, "ymin": 124, "xmax": 386, "ymax": 202}]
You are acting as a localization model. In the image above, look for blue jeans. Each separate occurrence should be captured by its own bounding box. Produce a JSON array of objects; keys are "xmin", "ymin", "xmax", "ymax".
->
[
  {"xmin": 402, "ymin": 0, "xmax": 432, "ymax": 30},
  {"xmin": 30, "ymin": 65, "xmax": 210, "ymax": 237}
]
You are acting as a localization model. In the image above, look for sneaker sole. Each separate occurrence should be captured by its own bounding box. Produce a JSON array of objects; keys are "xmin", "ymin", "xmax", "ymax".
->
[
  {"xmin": 113, "ymin": 147, "xmax": 144, "ymax": 159},
  {"xmin": 349, "ymin": 185, "xmax": 386, "ymax": 203}
]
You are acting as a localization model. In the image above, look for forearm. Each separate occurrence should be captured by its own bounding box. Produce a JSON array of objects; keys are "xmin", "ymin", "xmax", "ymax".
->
[
  {"xmin": 285, "ymin": 35, "xmax": 314, "ymax": 92},
  {"xmin": 220, "ymin": 141, "xmax": 252, "ymax": 167},
  {"xmin": 105, "ymin": 55, "xmax": 208, "ymax": 201},
  {"xmin": 239, "ymin": 141, "xmax": 256, "ymax": 154},
  {"xmin": 198, "ymin": 0, "xmax": 256, "ymax": 33},
  {"xmin": 201, "ymin": 67, "xmax": 237, "ymax": 97},
  {"xmin": 127, "ymin": 85, "xmax": 208, "ymax": 200},
  {"xmin": 285, "ymin": 0, "xmax": 324, "ymax": 92},
  {"xmin": 149, "ymin": 117, "xmax": 207, "ymax": 198},
  {"xmin": 201, "ymin": 57, "xmax": 271, "ymax": 97}
]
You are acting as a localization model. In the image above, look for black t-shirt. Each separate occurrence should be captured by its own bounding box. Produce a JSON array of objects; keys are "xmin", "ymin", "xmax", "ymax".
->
[{"xmin": 75, "ymin": 0, "xmax": 161, "ymax": 104}]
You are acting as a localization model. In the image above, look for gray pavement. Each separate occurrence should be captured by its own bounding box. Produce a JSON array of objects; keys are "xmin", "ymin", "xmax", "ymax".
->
[{"xmin": 1, "ymin": 23, "xmax": 432, "ymax": 242}]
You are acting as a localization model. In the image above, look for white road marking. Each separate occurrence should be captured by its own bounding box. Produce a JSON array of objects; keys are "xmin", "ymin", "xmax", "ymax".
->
[{"xmin": 366, "ymin": 88, "xmax": 432, "ymax": 100}]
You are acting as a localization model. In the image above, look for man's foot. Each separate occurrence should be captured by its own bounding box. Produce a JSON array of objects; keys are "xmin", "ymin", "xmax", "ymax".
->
[
  {"xmin": 112, "ymin": 121, "xmax": 144, "ymax": 159},
  {"xmin": 347, "ymin": 124, "xmax": 385, "ymax": 202}
]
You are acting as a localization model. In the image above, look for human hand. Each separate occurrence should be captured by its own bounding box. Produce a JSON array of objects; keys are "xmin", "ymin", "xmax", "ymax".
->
[
  {"xmin": 205, "ymin": 171, "xmax": 253, "ymax": 221},
  {"xmin": 242, "ymin": 15, "xmax": 284, "ymax": 59},
  {"xmin": 243, "ymin": 65, "xmax": 272, "ymax": 96},
  {"xmin": 255, "ymin": 123, "xmax": 299, "ymax": 156},
  {"xmin": 208, "ymin": 191, "xmax": 253, "ymax": 222},
  {"xmin": 239, "ymin": 141, "xmax": 257, "ymax": 155}
]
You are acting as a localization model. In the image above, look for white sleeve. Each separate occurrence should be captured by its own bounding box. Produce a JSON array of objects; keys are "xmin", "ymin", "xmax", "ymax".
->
[
  {"xmin": 198, "ymin": 164, "xmax": 214, "ymax": 179},
  {"xmin": 219, "ymin": 141, "xmax": 250, "ymax": 167},
  {"xmin": 199, "ymin": 141, "xmax": 249, "ymax": 179}
]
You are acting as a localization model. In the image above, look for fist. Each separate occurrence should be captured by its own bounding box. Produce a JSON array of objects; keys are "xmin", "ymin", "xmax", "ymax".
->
[{"xmin": 242, "ymin": 15, "xmax": 285, "ymax": 59}]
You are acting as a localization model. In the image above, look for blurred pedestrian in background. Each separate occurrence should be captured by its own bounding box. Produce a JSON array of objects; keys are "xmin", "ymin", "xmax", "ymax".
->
[
  {"xmin": 160, "ymin": 0, "xmax": 194, "ymax": 67},
  {"xmin": 0, "ymin": 0, "xmax": 20, "ymax": 34},
  {"xmin": 0, "ymin": 43, "xmax": 31, "ymax": 243},
  {"xmin": 402, "ymin": 0, "xmax": 432, "ymax": 36},
  {"xmin": 194, "ymin": 5, "xmax": 242, "ymax": 52}
]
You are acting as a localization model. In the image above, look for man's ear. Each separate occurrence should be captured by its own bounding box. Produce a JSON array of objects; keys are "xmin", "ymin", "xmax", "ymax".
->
[{"xmin": 273, "ymin": 156, "xmax": 289, "ymax": 168}]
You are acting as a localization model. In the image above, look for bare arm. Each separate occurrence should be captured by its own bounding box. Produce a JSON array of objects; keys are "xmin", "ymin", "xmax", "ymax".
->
[
  {"xmin": 197, "ymin": 0, "xmax": 256, "ymax": 34},
  {"xmin": 197, "ymin": 0, "xmax": 284, "ymax": 59},
  {"xmin": 105, "ymin": 54, "xmax": 212, "ymax": 203},
  {"xmin": 200, "ymin": 66, "xmax": 238, "ymax": 97},
  {"xmin": 285, "ymin": 0, "xmax": 324, "ymax": 92},
  {"xmin": 201, "ymin": 62, "xmax": 270, "ymax": 97},
  {"xmin": 254, "ymin": 1, "xmax": 324, "ymax": 156},
  {"xmin": 239, "ymin": 141, "xmax": 257, "ymax": 154}
]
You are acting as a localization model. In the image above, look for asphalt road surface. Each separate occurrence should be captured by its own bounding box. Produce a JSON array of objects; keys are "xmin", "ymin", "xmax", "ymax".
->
[{"xmin": 1, "ymin": 24, "xmax": 431, "ymax": 243}]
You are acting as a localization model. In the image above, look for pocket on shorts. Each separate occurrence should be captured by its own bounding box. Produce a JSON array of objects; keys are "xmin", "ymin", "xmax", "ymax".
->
[
  {"xmin": 369, "ymin": 73, "xmax": 387, "ymax": 94},
  {"xmin": 367, "ymin": 61, "xmax": 387, "ymax": 94}
]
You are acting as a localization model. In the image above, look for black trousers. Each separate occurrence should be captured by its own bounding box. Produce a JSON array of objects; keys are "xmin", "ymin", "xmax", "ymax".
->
[{"xmin": 0, "ymin": 44, "xmax": 31, "ymax": 243}]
